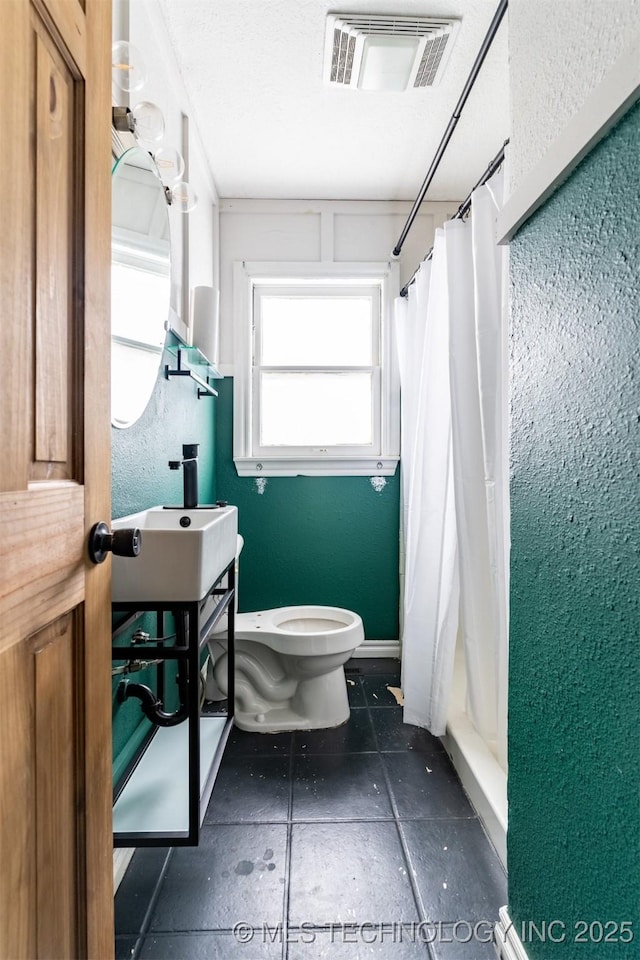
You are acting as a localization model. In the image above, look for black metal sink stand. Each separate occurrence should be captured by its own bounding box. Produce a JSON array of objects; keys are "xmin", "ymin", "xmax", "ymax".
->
[{"xmin": 111, "ymin": 560, "xmax": 235, "ymax": 847}]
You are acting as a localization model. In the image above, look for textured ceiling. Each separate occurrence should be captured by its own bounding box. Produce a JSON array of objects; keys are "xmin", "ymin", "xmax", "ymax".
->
[{"xmin": 157, "ymin": 0, "xmax": 509, "ymax": 201}]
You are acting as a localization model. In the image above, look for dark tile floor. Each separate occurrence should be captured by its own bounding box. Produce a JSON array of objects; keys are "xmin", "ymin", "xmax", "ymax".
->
[{"xmin": 115, "ymin": 659, "xmax": 506, "ymax": 960}]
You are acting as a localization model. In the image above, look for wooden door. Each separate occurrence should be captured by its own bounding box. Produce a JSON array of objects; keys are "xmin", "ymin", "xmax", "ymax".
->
[{"xmin": 0, "ymin": 1, "xmax": 113, "ymax": 957}]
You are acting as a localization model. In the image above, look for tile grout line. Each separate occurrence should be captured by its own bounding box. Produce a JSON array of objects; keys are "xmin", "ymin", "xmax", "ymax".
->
[
  {"xmin": 131, "ymin": 847, "xmax": 175, "ymax": 959},
  {"xmin": 203, "ymin": 814, "xmax": 477, "ymax": 827},
  {"xmin": 370, "ymin": 692, "xmax": 431, "ymax": 957},
  {"xmin": 282, "ymin": 733, "xmax": 295, "ymax": 960},
  {"xmin": 365, "ymin": 703, "xmax": 400, "ymax": 827},
  {"xmin": 374, "ymin": 719, "xmax": 438, "ymax": 960}
]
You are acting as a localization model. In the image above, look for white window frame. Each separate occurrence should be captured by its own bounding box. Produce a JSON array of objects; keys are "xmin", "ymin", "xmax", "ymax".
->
[{"xmin": 233, "ymin": 261, "xmax": 400, "ymax": 477}]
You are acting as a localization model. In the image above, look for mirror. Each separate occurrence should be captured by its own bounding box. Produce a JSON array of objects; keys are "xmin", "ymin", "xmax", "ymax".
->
[{"xmin": 111, "ymin": 147, "xmax": 171, "ymax": 429}]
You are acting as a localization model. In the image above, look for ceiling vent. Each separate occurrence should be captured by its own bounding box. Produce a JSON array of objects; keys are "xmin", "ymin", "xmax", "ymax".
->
[{"xmin": 324, "ymin": 13, "xmax": 460, "ymax": 91}]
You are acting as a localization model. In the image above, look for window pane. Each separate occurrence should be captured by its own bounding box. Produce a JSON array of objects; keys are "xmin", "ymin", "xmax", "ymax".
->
[
  {"xmin": 112, "ymin": 262, "xmax": 169, "ymax": 346},
  {"xmin": 260, "ymin": 296, "xmax": 373, "ymax": 366},
  {"xmin": 260, "ymin": 372, "xmax": 373, "ymax": 446}
]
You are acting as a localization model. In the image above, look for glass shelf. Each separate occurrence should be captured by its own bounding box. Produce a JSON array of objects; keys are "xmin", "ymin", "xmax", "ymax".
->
[
  {"xmin": 113, "ymin": 716, "xmax": 229, "ymax": 838},
  {"xmin": 165, "ymin": 346, "xmax": 222, "ymax": 398}
]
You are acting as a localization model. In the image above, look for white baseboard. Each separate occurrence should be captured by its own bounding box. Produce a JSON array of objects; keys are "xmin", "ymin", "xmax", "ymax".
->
[
  {"xmin": 494, "ymin": 907, "xmax": 530, "ymax": 960},
  {"xmin": 352, "ymin": 640, "xmax": 401, "ymax": 659},
  {"xmin": 113, "ymin": 847, "xmax": 135, "ymax": 894}
]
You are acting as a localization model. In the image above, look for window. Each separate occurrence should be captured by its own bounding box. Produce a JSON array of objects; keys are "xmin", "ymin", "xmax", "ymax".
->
[{"xmin": 233, "ymin": 263, "xmax": 399, "ymax": 476}]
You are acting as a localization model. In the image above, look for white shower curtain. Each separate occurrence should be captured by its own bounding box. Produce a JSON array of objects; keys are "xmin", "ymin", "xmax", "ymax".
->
[{"xmin": 395, "ymin": 171, "xmax": 509, "ymax": 766}]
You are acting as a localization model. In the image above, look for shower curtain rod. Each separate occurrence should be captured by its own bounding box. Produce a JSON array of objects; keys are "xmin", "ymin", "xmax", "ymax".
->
[
  {"xmin": 391, "ymin": 0, "xmax": 508, "ymax": 259},
  {"xmin": 399, "ymin": 138, "xmax": 508, "ymax": 298}
]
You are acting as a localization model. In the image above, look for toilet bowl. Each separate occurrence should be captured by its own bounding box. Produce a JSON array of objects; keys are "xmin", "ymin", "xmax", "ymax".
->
[{"xmin": 205, "ymin": 538, "xmax": 364, "ymax": 732}]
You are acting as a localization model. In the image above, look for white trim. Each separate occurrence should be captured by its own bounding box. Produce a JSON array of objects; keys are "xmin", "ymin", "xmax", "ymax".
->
[
  {"xmin": 233, "ymin": 261, "xmax": 252, "ymax": 470},
  {"xmin": 236, "ymin": 261, "xmax": 399, "ymax": 280},
  {"xmin": 113, "ymin": 847, "xmax": 135, "ymax": 894},
  {"xmin": 494, "ymin": 907, "xmax": 530, "ymax": 960},
  {"xmin": 220, "ymin": 198, "xmax": 458, "ymax": 216},
  {"xmin": 498, "ymin": 39, "xmax": 640, "ymax": 243},
  {"xmin": 168, "ymin": 304, "xmax": 189, "ymax": 346},
  {"xmin": 352, "ymin": 640, "xmax": 401, "ymax": 658},
  {"xmin": 320, "ymin": 209, "xmax": 334, "ymax": 261},
  {"xmin": 234, "ymin": 457, "xmax": 399, "ymax": 477}
]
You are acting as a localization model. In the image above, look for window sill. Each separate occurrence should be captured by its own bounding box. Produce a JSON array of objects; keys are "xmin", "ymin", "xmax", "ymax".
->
[{"xmin": 233, "ymin": 457, "xmax": 399, "ymax": 478}]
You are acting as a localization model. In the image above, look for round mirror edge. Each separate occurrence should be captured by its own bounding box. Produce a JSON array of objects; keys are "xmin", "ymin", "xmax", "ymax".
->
[{"xmin": 110, "ymin": 137, "xmax": 171, "ymax": 430}]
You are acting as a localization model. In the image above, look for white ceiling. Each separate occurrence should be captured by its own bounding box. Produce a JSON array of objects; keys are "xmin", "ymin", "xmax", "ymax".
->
[{"xmin": 157, "ymin": 0, "xmax": 509, "ymax": 202}]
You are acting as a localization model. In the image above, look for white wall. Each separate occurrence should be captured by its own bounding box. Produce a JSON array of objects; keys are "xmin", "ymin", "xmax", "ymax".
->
[
  {"xmin": 114, "ymin": 0, "xmax": 220, "ymax": 344},
  {"xmin": 218, "ymin": 199, "xmax": 458, "ymax": 373},
  {"xmin": 508, "ymin": 0, "xmax": 640, "ymax": 192}
]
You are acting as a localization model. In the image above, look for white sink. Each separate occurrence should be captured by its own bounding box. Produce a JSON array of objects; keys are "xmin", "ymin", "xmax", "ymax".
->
[{"xmin": 111, "ymin": 505, "xmax": 238, "ymax": 602}]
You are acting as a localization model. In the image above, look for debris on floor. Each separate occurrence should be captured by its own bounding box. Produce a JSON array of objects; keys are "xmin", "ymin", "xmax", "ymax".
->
[{"xmin": 386, "ymin": 685, "xmax": 404, "ymax": 706}]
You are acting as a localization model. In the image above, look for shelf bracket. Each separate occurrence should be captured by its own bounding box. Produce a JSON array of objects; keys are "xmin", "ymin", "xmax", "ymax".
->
[{"xmin": 165, "ymin": 347, "xmax": 218, "ymax": 398}]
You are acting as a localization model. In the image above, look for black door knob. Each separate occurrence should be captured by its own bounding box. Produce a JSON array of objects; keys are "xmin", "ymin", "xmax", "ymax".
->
[{"xmin": 88, "ymin": 522, "xmax": 142, "ymax": 565}]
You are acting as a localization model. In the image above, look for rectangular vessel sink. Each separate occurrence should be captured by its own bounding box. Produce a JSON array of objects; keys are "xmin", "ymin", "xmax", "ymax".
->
[{"xmin": 111, "ymin": 505, "xmax": 238, "ymax": 603}]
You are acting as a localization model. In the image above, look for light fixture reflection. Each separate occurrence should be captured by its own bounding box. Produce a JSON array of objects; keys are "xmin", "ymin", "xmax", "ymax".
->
[
  {"xmin": 130, "ymin": 100, "xmax": 165, "ymax": 143},
  {"xmin": 170, "ymin": 181, "xmax": 198, "ymax": 213},
  {"xmin": 153, "ymin": 146, "xmax": 186, "ymax": 184},
  {"xmin": 112, "ymin": 41, "xmax": 147, "ymax": 92}
]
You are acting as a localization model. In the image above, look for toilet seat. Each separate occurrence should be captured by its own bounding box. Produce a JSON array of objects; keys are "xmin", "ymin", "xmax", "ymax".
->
[{"xmin": 234, "ymin": 605, "xmax": 363, "ymax": 655}]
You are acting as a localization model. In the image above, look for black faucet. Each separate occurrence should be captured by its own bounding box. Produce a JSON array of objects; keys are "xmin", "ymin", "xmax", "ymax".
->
[{"xmin": 169, "ymin": 443, "xmax": 199, "ymax": 509}]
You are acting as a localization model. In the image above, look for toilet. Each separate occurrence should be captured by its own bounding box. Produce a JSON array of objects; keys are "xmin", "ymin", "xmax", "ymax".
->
[{"xmin": 205, "ymin": 536, "xmax": 364, "ymax": 732}]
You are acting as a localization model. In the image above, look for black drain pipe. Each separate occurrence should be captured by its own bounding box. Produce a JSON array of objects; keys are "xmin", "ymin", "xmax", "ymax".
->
[
  {"xmin": 117, "ymin": 660, "xmax": 190, "ymax": 727},
  {"xmin": 392, "ymin": 0, "xmax": 508, "ymax": 258},
  {"xmin": 117, "ymin": 609, "xmax": 191, "ymax": 727}
]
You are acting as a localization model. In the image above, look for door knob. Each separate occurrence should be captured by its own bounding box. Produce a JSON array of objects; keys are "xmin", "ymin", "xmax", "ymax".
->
[{"xmin": 88, "ymin": 522, "xmax": 142, "ymax": 565}]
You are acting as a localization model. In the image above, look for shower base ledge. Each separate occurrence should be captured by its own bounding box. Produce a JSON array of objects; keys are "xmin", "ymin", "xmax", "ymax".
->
[{"xmin": 442, "ymin": 699, "xmax": 507, "ymax": 868}]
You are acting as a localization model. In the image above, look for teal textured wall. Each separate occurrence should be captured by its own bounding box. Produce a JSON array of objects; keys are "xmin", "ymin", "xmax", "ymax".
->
[
  {"xmin": 112, "ymin": 335, "xmax": 216, "ymax": 519},
  {"xmin": 215, "ymin": 378, "xmax": 400, "ymax": 640},
  {"xmin": 111, "ymin": 334, "xmax": 217, "ymax": 779},
  {"xmin": 508, "ymin": 102, "xmax": 639, "ymax": 955}
]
